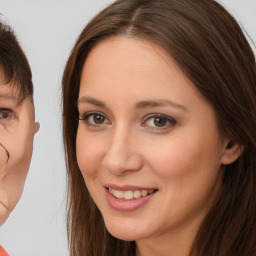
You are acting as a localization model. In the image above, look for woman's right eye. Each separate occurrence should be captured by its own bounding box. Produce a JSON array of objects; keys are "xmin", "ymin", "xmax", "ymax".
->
[{"xmin": 79, "ymin": 112, "xmax": 110, "ymax": 127}]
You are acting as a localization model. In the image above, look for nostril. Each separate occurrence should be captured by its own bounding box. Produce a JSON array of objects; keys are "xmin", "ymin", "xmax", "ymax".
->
[{"xmin": 102, "ymin": 150, "xmax": 144, "ymax": 175}]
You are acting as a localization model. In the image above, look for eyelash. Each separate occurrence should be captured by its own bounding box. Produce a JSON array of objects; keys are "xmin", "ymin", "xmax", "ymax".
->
[
  {"xmin": 142, "ymin": 113, "xmax": 176, "ymax": 130},
  {"xmin": 79, "ymin": 111, "xmax": 177, "ymax": 130},
  {"xmin": 79, "ymin": 111, "xmax": 111, "ymax": 128}
]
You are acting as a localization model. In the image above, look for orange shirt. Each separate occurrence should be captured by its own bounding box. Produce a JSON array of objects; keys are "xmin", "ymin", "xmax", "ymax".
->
[{"xmin": 0, "ymin": 246, "xmax": 9, "ymax": 256}]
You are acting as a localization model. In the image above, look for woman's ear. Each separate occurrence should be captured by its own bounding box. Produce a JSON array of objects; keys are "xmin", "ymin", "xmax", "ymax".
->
[{"xmin": 221, "ymin": 140, "xmax": 244, "ymax": 165}]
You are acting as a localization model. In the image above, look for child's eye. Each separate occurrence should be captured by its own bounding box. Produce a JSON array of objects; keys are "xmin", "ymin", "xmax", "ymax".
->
[
  {"xmin": 0, "ymin": 108, "xmax": 13, "ymax": 119},
  {"xmin": 142, "ymin": 114, "xmax": 176, "ymax": 129},
  {"xmin": 79, "ymin": 112, "xmax": 111, "ymax": 127}
]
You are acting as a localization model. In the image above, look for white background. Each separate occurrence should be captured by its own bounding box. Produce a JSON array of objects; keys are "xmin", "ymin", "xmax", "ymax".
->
[{"xmin": 0, "ymin": 0, "xmax": 255, "ymax": 255}]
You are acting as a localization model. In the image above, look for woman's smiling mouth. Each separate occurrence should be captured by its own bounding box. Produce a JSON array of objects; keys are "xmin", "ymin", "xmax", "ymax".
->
[
  {"xmin": 104, "ymin": 185, "xmax": 158, "ymax": 211},
  {"xmin": 109, "ymin": 187, "xmax": 156, "ymax": 200}
]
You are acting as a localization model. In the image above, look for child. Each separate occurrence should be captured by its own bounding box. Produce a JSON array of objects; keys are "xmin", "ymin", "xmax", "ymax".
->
[{"xmin": 0, "ymin": 20, "xmax": 39, "ymax": 254}]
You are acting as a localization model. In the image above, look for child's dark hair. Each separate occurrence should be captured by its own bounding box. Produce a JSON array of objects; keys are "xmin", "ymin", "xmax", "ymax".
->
[{"xmin": 0, "ymin": 19, "xmax": 33, "ymax": 100}]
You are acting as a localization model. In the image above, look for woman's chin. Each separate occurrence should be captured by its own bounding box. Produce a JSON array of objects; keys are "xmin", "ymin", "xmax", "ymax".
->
[
  {"xmin": 104, "ymin": 220, "xmax": 147, "ymax": 241},
  {"xmin": 107, "ymin": 228, "xmax": 138, "ymax": 241}
]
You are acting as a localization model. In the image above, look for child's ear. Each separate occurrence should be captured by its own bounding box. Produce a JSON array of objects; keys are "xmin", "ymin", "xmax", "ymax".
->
[
  {"xmin": 34, "ymin": 122, "xmax": 40, "ymax": 134},
  {"xmin": 221, "ymin": 140, "xmax": 244, "ymax": 165}
]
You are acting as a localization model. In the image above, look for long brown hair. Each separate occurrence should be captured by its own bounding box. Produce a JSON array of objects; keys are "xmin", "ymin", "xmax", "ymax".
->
[{"xmin": 62, "ymin": 0, "xmax": 256, "ymax": 255}]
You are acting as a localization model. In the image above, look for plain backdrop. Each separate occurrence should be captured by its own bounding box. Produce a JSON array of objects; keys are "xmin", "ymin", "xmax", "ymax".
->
[{"xmin": 0, "ymin": 0, "xmax": 255, "ymax": 255}]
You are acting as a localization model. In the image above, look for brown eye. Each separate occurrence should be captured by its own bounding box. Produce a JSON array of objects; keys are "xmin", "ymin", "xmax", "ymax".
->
[
  {"xmin": 0, "ymin": 109, "xmax": 13, "ymax": 119},
  {"xmin": 154, "ymin": 117, "xmax": 167, "ymax": 127},
  {"xmin": 79, "ymin": 112, "xmax": 111, "ymax": 127},
  {"xmin": 143, "ymin": 114, "xmax": 176, "ymax": 130},
  {"xmin": 93, "ymin": 114, "xmax": 105, "ymax": 124}
]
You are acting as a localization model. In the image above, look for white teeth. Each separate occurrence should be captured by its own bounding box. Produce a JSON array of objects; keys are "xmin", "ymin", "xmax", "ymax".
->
[
  {"xmin": 142, "ymin": 190, "xmax": 147, "ymax": 196},
  {"xmin": 134, "ymin": 190, "xmax": 142, "ymax": 199},
  {"xmin": 109, "ymin": 188, "xmax": 155, "ymax": 200},
  {"xmin": 113, "ymin": 190, "xmax": 124, "ymax": 199},
  {"xmin": 148, "ymin": 189, "xmax": 154, "ymax": 195},
  {"xmin": 124, "ymin": 190, "xmax": 133, "ymax": 200}
]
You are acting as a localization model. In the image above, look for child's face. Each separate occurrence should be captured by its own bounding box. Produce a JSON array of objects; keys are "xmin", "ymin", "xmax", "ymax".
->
[{"xmin": 0, "ymin": 75, "xmax": 39, "ymax": 225}]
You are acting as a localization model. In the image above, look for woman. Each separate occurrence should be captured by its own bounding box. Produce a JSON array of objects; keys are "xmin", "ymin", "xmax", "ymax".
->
[{"xmin": 62, "ymin": 0, "xmax": 256, "ymax": 255}]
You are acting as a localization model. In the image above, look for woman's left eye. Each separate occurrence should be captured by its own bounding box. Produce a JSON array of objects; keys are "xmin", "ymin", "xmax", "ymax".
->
[
  {"xmin": 0, "ymin": 108, "xmax": 13, "ymax": 119},
  {"xmin": 142, "ymin": 114, "xmax": 176, "ymax": 129},
  {"xmin": 79, "ymin": 112, "xmax": 111, "ymax": 127}
]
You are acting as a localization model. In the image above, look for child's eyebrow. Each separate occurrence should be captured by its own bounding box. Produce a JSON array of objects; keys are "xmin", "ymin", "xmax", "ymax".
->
[
  {"xmin": 0, "ymin": 93, "xmax": 17, "ymax": 100},
  {"xmin": 0, "ymin": 92, "xmax": 22, "ymax": 106}
]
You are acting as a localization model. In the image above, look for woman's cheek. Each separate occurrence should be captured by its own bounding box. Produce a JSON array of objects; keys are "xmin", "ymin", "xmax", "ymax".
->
[
  {"xmin": 144, "ymin": 140, "xmax": 198, "ymax": 178},
  {"xmin": 76, "ymin": 130, "xmax": 103, "ymax": 177}
]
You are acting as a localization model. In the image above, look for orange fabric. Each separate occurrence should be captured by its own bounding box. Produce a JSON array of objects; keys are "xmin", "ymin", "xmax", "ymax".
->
[{"xmin": 0, "ymin": 246, "xmax": 9, "ymax": 256}]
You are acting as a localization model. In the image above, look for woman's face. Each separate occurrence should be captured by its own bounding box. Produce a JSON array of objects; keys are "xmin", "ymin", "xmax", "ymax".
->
[
  {"xmin": 0, "ymin": 76, "xmax": 39, "ymax": 225},
  {"xmin": 76, "ymin": 36, "xmax": 228, "ymax": 243}
]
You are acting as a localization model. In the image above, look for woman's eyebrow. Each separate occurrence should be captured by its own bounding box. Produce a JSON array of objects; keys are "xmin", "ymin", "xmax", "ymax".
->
[
  {"xmin": 78, "ymin": 96, "xmax": 105, "ymax": 107},
  {"xmin": 78, "ymin": 97, "xmax": 187, "ymax": 111},
  {"xmin": 134, "ymin": 99, "xmax": 187, "ymax": 111}
]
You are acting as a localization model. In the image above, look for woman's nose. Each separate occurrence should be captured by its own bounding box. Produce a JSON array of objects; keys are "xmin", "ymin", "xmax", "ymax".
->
[{"xmin": 102, "ymin": 129, "xmax": 143, "ymax": 175}]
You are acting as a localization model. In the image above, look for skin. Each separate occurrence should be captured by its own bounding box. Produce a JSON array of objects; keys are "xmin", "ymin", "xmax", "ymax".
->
[
  {"xmin": 76, "ymin": 36, "xmax": 242, "ymax": 256},
  {"xmin": 0, "ymin": 76, "xmax": 39, "ymax": 225}
]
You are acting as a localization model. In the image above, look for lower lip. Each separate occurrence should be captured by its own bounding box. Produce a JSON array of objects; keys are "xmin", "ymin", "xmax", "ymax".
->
[{"xmin": 105, "ymin": 189, "xmax": 157, "ymax": 211}]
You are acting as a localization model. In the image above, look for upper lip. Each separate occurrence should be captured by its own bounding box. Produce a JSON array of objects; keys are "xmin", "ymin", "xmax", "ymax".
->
[{"xmin": 104, "ymin": 184, "xmax": 158, "ymax": 191}]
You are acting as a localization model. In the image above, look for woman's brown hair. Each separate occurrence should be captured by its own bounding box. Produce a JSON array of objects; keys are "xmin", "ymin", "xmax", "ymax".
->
[{"xmin": 62, "ymin": 0, "xmax": 256, "ymax": 255}]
